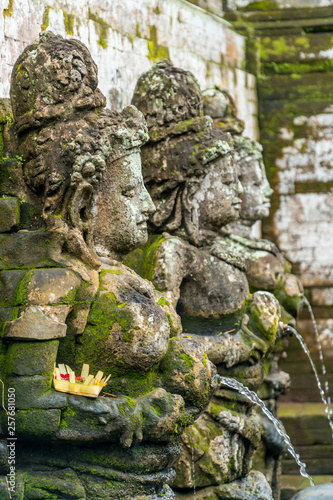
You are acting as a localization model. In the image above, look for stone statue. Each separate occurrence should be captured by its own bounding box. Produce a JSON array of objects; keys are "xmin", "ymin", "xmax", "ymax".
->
[
  {"xmin": 202, "ymin": 87, "xmax": 305, "ymax": 499},
  {"xmin": 202, "ymin": 87, "xmax": 303, "ymax": 327},
  {"xmin": 125, "ymin": 61, "xmax": 284, "ymax": 498},
  {"xmin": 0, "ymin": 34, "xmax": 216, "ymax": 500}
]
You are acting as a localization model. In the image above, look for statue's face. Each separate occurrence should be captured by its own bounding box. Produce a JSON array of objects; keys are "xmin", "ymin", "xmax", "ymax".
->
[
  {"xmin": 93, "ymin": 152, "xmax": 155, "ymax": 258},
  {"xmin": 238, "ymin": 154, "xmax": 273, "ymax": 222},
  {"xmin": 191, "ymin": 153, "xmax": 243, "ymax": 231}
]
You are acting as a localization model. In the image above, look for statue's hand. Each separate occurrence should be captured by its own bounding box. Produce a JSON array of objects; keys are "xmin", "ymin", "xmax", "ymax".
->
[{"xmin": 120, "ymin": 388, "xmax": 184, "ymax": 447}]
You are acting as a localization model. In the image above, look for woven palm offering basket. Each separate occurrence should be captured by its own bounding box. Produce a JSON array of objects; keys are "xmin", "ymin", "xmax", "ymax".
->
[{"xmin": 53, "ymin": 363, "xmax": 111, "ymax": 398}]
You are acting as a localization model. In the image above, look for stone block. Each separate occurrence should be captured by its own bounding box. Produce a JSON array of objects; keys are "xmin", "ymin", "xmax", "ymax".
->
[
  {"xmin": 0, "ymin": 231, "xmax": 65, "ymax": 270},
  {"xmin": 0, "ymin": 198, "xmax": 19, "ymax": 233},
  {"xmin": 259, "ymin": 72, "xmax": 333, "ymax": 102},
  {"xmin": 0, "ymin": 307, "xmax": 17, "ymax": 336},
  {"xmin": 24, "ymin": 469, "xmax": 86, "ymax": 500},
  {"xmin": 6, "ymin": 375, "xmax": 52, "ymax": 409},
  {"xmin": 281, "ymin": 475, "xmax": 333, "ymax": 500},
  {"xmin": 38, "ymin": 304, "xmax": 72, "ymax": 324},
  {"xmin": 0, "ymin": 270, "xmax": 26, "ymax": 307},
  {"xmin": 311, "ymin": 287, "xmax": 333, "ymax": 306},
  {"xmin": 6, "ymin": 340, "xmax": 59, "ymax": 376},
  {"xmin": 279, "ymin": 413, "xmax": 332, "ymax": 445},
  {"xmin": 260, "ymin": 32, "xmax": 333, "ymax": 64},
  {"xmin": 15, "ymin": 409, "xmax": 60, "ymax": 439},
  {"xmin": 282, "ymin": 454, "xmax": 333, "ymax": 475},
  {"xmin": 4, "ymin": 306, "xmax": 67, "ymax": 340},
  {"xmin": 26, "ymin": 268, "xmax": 81, "ymax": 305}
]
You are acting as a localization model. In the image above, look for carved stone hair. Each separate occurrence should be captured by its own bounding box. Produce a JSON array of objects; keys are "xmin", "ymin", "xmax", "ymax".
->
[
  {"xmin": 132, "ymin": 59, "xmax": 203, "ymax": 131},
  {"xmin": 202, "ymin": 86, "xmax": 244, "ymax": 135},
  {"xmin": 10, "ymin": 31, "xmax": 106, "ymax": 134},
  {"xmin": 10, "ymin": 32, "xmax": 148, "ymax": 267}
]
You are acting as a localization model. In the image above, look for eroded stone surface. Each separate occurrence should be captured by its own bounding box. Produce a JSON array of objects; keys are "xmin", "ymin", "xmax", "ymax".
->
[
  {"xmin": 126, "ymin": 61, "xmax": 282, "ymax": 498},
  {"xmin": 4, "ymin": 306, "xmax": 67, "ymax": 340},
  {"xmin": 0, "ymin": 33, "xmax": 216, "ymax": 500}
]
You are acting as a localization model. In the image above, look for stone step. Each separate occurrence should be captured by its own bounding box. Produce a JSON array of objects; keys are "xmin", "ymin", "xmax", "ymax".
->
[
  {"xmin": 278, "ymin": 402, "xmax": 332, "ymax": 445},
  {"xmin": 282, "ymin": 445, "xmax": 333, "ymax": 475}
]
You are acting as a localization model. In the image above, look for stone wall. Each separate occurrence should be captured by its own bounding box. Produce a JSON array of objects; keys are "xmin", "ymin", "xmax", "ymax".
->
[
  {"xmin": 224, "ymin": 5, "xmax": 333, "ymax": 405},
  {"xmin": 0, "ymin": 0, "xmax": 258, "ymax": 139},
  {"xmin": 223, "ymin": 0, "xmax": 333, "ymax": 10}
]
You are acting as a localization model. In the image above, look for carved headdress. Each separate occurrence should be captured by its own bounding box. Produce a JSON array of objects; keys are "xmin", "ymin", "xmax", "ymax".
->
[{"xmin": 202, "ymin": 86, "xmax": 244, "ymax": 135}]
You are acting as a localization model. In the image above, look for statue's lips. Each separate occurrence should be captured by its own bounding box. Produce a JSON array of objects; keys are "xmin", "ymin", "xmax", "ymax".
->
[
  {"xmin": 232, "ymin": 198, "xmax": 242, "ymax": 210},
  {"xmin": 137, "ymin": 219, "xmax": 148, "ymax": 228}
]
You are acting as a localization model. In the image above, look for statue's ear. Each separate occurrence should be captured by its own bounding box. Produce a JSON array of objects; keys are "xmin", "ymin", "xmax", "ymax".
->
[
  {"xmin": 182, "ymin": 181, "xmax": 200, "ymax": 245},
  {"xmin": 68, "ymin": 182, "xmax": 92, "ymax": 231}
]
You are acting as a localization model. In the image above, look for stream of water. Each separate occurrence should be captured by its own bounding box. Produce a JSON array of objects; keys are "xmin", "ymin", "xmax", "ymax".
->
[
  {"xmin": 303, "ymin": 297, "xmax": 333, "ymax": 418},
  {"xmin": 191, "ymin": 444, "xmax": 196, "ymax": 499},
  {"xmin": 286, "ymin": 325, "xmax": 333, "ymax": 442},
  {"xmin": 218, "ymin": 375, "xmax": 314, "ymax": 487}
]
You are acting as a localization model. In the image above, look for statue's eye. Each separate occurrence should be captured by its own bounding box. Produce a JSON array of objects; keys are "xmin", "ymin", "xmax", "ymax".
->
[{"xmin": 123, "ymin": 188, "xmax": 136, "ymax": 198}]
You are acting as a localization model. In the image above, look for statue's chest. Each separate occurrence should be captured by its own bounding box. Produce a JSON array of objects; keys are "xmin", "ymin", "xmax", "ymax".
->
[{"xmin": 177, "ymin": 253, "xmax": 249, "ymax": 319}]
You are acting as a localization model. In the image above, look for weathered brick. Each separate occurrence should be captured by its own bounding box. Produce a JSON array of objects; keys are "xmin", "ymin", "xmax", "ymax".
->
[{"xmin": 312, "ymin": 287, "xmax": 333, "ymax": 306}]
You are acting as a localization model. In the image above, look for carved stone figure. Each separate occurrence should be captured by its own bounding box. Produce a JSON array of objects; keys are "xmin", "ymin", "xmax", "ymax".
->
[
  {"xmin": 125, "ymin": 61, "xmax": 283, "ymax": 498},
  {"xmin": 202, "ymin": 87, "xmax": 303, "ymax": 326},
  {"xmin": 0, "ymin": 34, "xmax": 216, "ymax": 500},
  {"xmin": 202, "ymin": 87, "xmax": 304, "ymax": 499}
]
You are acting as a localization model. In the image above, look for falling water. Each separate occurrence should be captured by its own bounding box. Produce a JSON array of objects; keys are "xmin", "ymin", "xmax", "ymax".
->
[
  {"xmin": 303, "ymin": 296, "xmax": 333, "ymax": 416},
  {"xmin": 191, "ymin": 444, "xmax": 196, "ymax": 499},
  {"xmin": 218, "ymin": 375, "xmax": 314, "ymax": 487},
  {"xmin": 286, "ymin": 325, "xmax": 333, "ymax": 441}
]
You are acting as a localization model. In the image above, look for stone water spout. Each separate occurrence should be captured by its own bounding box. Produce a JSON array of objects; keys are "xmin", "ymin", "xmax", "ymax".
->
[
  {"xmin": 0, "ymin": 34, "xmax": 216, "ymax": 499},
  {"xmin": 125, "ymin": 60, "xmax": 288, "ymax": 499}
]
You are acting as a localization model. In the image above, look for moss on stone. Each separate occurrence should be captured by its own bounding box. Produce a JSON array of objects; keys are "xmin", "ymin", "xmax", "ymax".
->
[
  {"xmin": 157, "ymin": 296, "xmax": 170, "ymax": 307},
  {"xmin": 88, "ymin": 9, "xmax": 109, "ymax": 49},
  {"xmin": 262, "ymin": 59, "xmax": 333, "ymax": 75},
  {"xmin": 3, "ymin": 0, "xmax": 13, "ymax": 17},
  {"xmin": 179, "ymin": 352, "xmax": 194, "ymax": 369},
  {"xmin": 63, "ymin": 11, "xmax": 74, "ymax": 35},
  {"xmin": 13, "ymin": 270, "xmax": 33, "ymax": 307},
  {"xmin": 241, "ymin": 0, "xmax": 278, "ymax": 11},
  {"xmin": 58, "ymin": 285, "xmax": 79, "ymax": 305},
  {"xmin": 147, "ymin": 26, "xmax": 169, "ymax": 63},
  {"xmin": 124, "ymin": 234, "xmax": 166, "ymax": 285},
  {"xmin": 6, "ymin": 340, "xmax": 59, "ymax": 377},
  {"xmin": 109, "ymin": 366, "xmax": 160, "ymax": 397},
  {"xmin": 41, "ymin": 6, "xmax": 52, "ymax": 32},
  {"xmin": 16, "ymin": 409, "xmax": 61, "ymax": 437}
]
